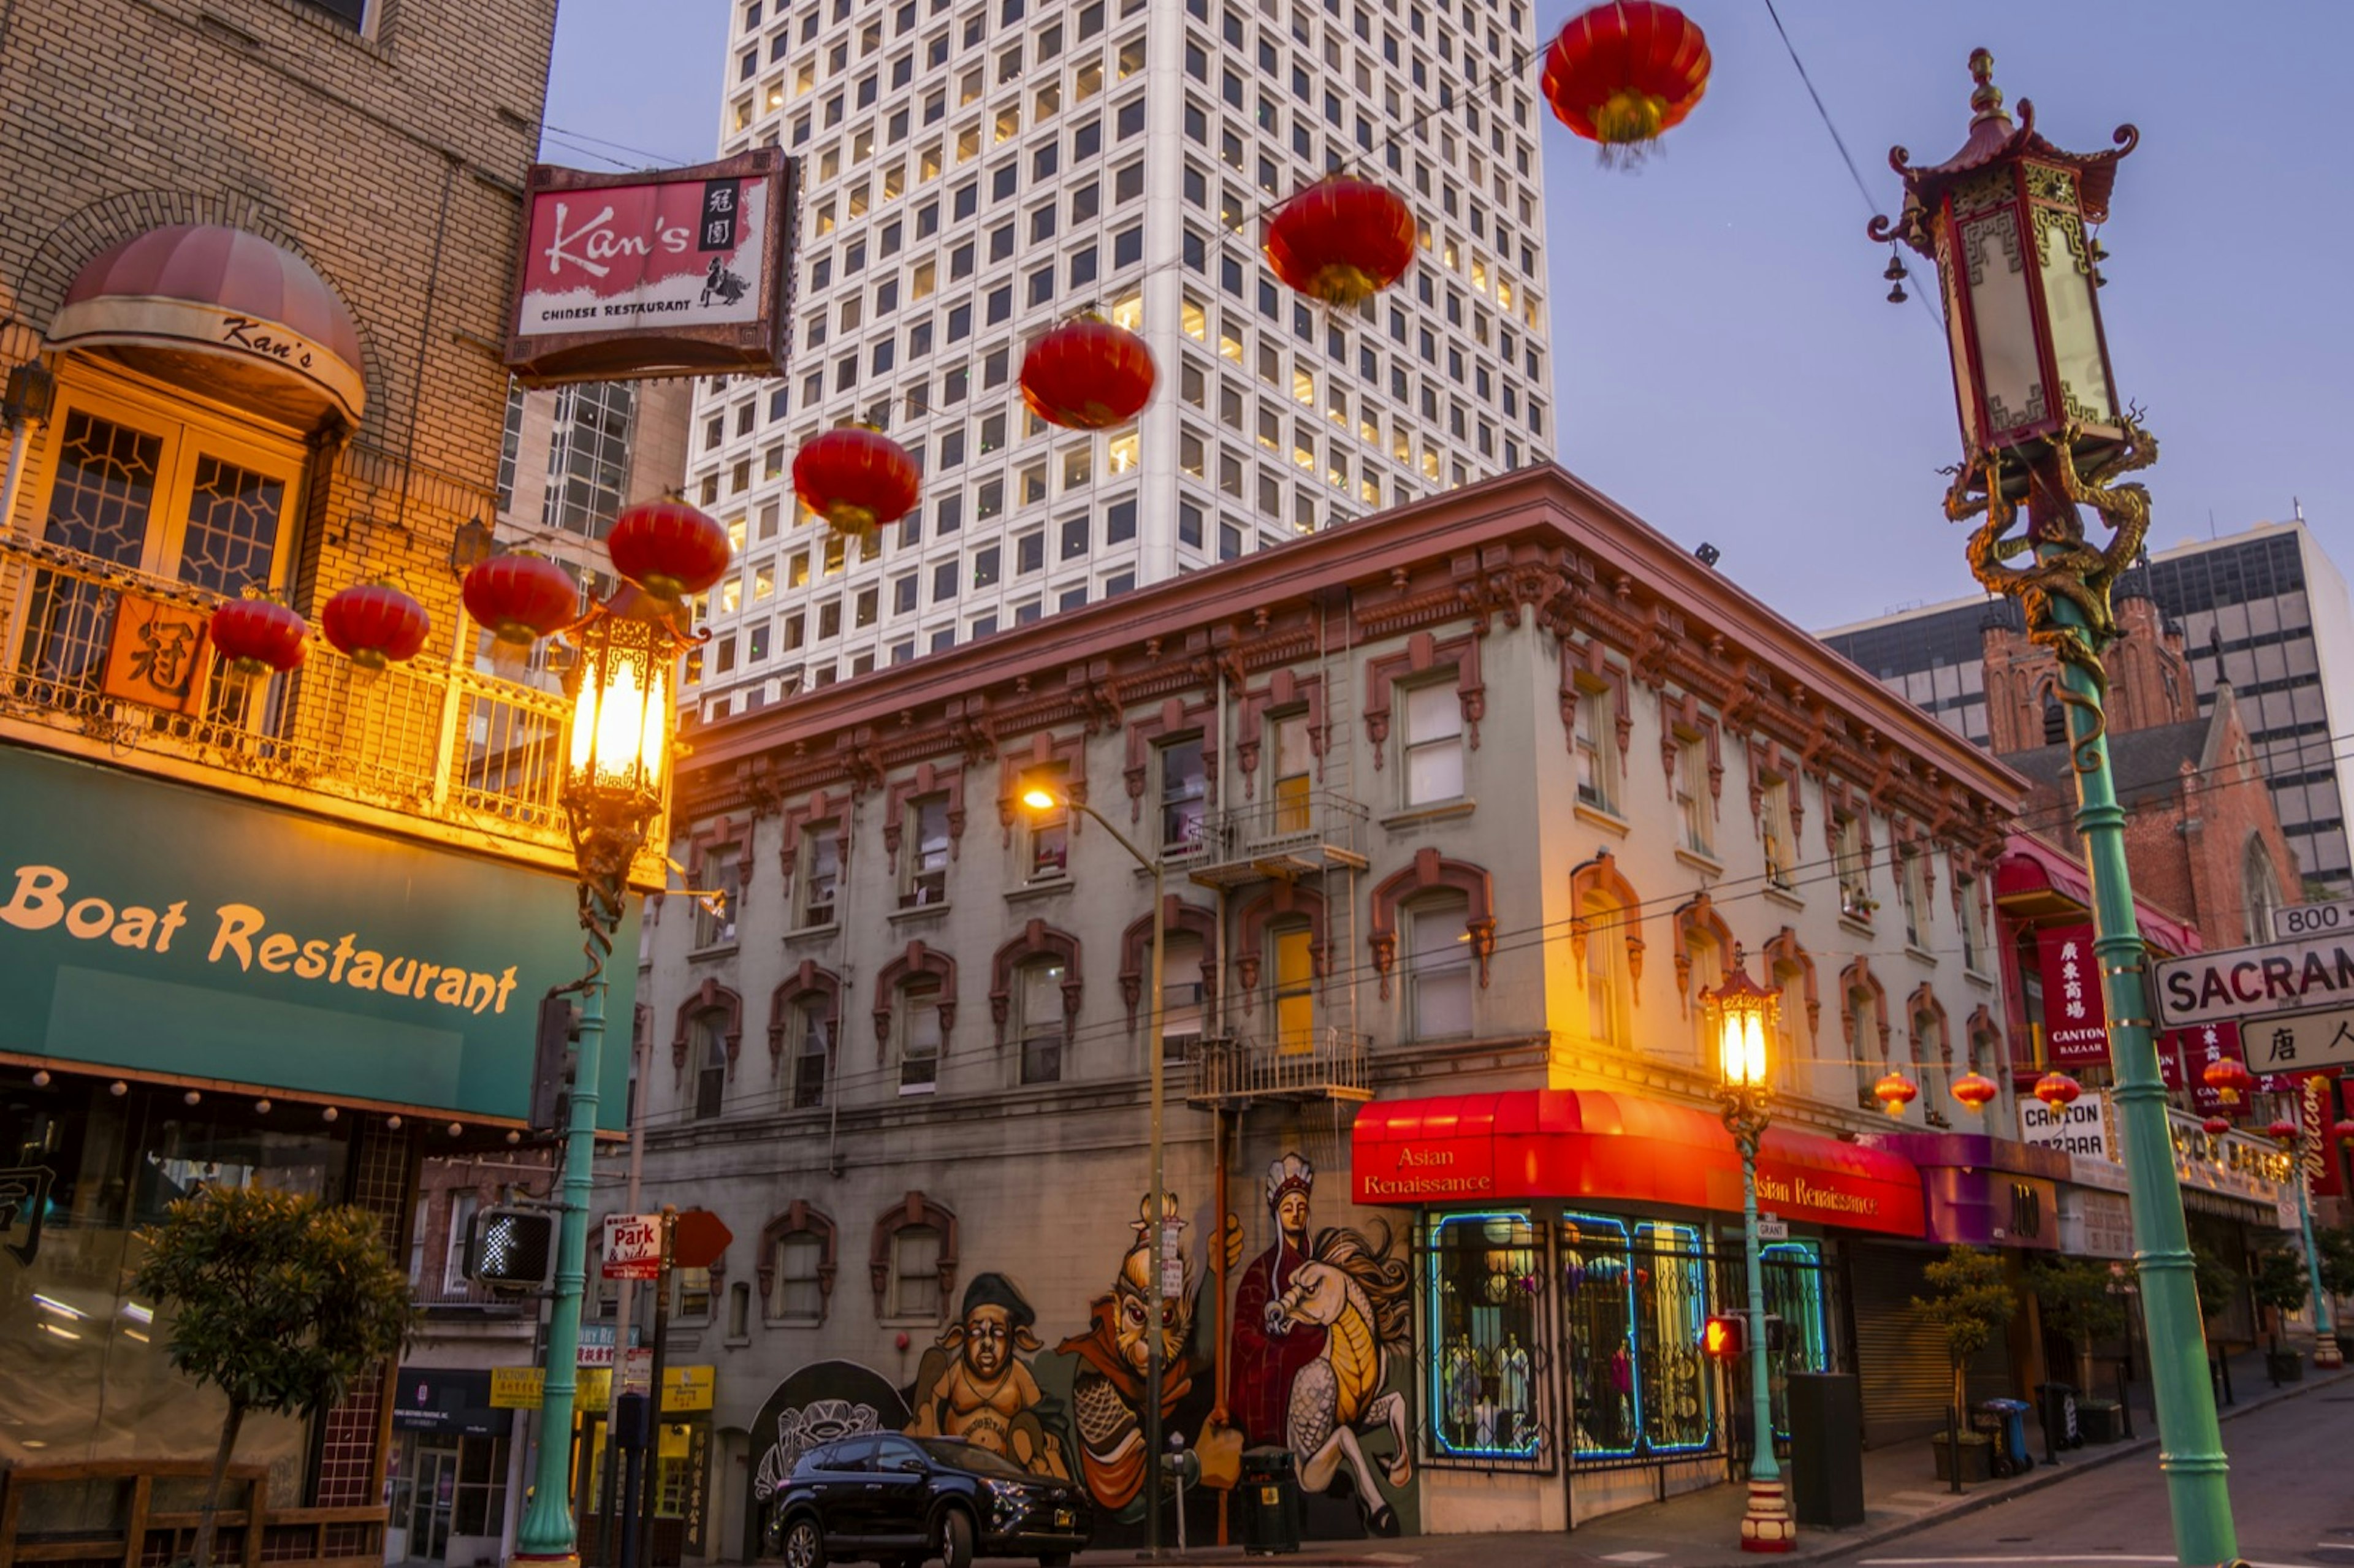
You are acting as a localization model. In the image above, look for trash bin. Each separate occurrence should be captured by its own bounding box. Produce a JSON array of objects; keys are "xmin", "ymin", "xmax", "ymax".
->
[
  {"xmin": 1238, "ymin": 1447, "xmax": 1303, "ymax": 1556},
  {"xmin": 2035, "ymin": 1381, "xmax": 2082, "ymax": 1450},
  {"xmin": 1974, "ymin": 1399, "xmax": 2034, "ymax": 1477},
  {"xmin": 1785, "ymin": 1373, "xmax": 1864, "ymax": 1528}
]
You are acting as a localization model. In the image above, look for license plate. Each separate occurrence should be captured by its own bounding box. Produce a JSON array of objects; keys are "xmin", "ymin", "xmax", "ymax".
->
[{"xmin": 1053, "ymin": 1509, "xmax": 1073, "ymax": 1529}]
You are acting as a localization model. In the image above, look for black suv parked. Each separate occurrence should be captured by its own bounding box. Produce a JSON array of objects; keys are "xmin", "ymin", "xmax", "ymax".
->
[{"xmin": 769, "ymin": 1433, "xmax": 1092, "ymax": 1568}]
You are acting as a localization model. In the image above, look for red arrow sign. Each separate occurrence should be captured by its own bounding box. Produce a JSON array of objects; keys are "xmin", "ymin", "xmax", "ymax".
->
[{"xmin": 672, "ymin": 1209, "xmax": 734, "ymax": 1270}]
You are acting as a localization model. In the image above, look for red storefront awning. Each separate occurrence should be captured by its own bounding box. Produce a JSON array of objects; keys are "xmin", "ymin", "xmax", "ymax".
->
[
  {"xmin": 1350, "ymin": 1089, "xmax": 1924, "ymax": 1238},
  {"xmin": 1994, "ymin": 839, "xmax": 2201, "ymax": 956}
]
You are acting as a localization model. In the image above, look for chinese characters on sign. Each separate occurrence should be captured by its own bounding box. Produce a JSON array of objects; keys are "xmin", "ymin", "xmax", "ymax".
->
[
  {"xmin": 2038, "ymin": 924, "xmax": 2110, "ymax": 1065},
  {"xmin": 100, "ymin": 592, "xmax": 210, "ymax": 714}
]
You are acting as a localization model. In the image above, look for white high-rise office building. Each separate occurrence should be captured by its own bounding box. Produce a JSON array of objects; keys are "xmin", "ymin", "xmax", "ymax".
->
[{"xmin": 683, "ymin": 0, "xmax": 1553, "ymax": 715}]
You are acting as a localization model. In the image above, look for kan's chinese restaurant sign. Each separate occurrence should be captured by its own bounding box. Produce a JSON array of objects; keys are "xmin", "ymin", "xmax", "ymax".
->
[{"xmin": 505, "ymin": 149, "xmax": 793, "ymax": 386}]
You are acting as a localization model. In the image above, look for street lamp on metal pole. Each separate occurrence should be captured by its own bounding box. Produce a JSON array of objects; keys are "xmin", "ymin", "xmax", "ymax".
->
[
  {"xmin": 2268, "ymin": 1116, "xmax": 2341, "ymax": 1370},
  {"xmin": 1871, "ymin": 50, "xmax": 2237, "ymax": 1568},
  {"xmin": 1707, "ymin": 956, "xmax": 1794, "ymax": 1555},
  {"xmin": 1021, "ymin": 785, "xmax": 1170, "ymax": 1556},
  {"xmin": 513, "ymin": 593, "xmax": 690, "ymax": 1568}
]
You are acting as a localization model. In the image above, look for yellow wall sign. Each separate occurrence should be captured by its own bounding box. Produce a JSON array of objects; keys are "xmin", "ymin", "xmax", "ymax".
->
[{"xmin": 488, "ymin": 1365, "xmax": 712, "ymax": 1414}]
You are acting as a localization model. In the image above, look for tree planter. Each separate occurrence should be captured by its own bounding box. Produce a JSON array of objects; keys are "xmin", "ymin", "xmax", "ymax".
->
[
  {"xmin": 2076, "ymin": 1399, "xmax": 2125, "ymax": 1443},
  {"xmin": 2266, "ymin": 1349, "xmax": 2305, "ymax": 1383},
  {"xmin": 1930, "ymin": 1431, "xmax": 1992, "ymax": 1483},
  {"xmin": 2334, "ymin": 1330, "xmax": 2354, "ymax": 1363}
]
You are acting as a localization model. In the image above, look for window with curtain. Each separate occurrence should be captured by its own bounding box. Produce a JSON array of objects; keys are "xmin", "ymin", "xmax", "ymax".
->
[
  {"xmin": 902, "ymin": 795, "xmax": 950, "ymax": 907},
  {"xmin": 1575, "ymin": 686, "xmax": 1615, "ymax": 812},
  {"xmin": 1273, "ymin": 925, "xmax": 1314, "ymax": 1054},
  {"xmin": 1161, "ymin": 932, "xmax": 1205, "ymax": 1052},
  {"xmin": 1157, "ymin": 736, "xmax": 1207, "ymax": 853},
  {"xmin": 1584, "ymin": 896, "xmax": 1628, "ymax": 1048},
  {"xmin": 694, "ymin": 1016, "xmax": 727, "ymax": 1119},
  {"xmin": 1270, "ymin": 711, "xmax": 1312, "ymax": 835},
  {"xmin": 798, "ymin": 823, "xmax": 842, "ymax": 926},
  {"xmin": 1761, "ymin": 778, "xmax": 1794, "ymax": 889},
  {"xmin": 1675, "ymin": 734, "xmax": 1710, "ymax": 856},
  {"xmin": 1685, "ymin": 932, "xmax": 1724, "ymax": 1064},
  {"xmin": 900, "ymin": 983, "xmax": 942, "ymax": 1092},
  {"xmin": 772, "ymin": 1232, "xmax": 825, "ymax": 1322},
  {"xmin": 1401, "ymin": 680, "xmax": 1463, "ymax": 805},
  {"xmin": 1407, "ymin": 899, "xmax": 1472, "ymax": 1038},
  {"xmin": 695, "ymin": 848, "xmax": 741, "ymax": 948},
  {"xmin": 1018, "ymin": 960, "xmax": 1065, "ymax": 1083},
  {"xmin": 890, "ymin": 1224, "xmax": 943, "ymax": 1319},
  {"xmin": 792, "ymin": 999, "xmax": 832, "ymax": 1108}
]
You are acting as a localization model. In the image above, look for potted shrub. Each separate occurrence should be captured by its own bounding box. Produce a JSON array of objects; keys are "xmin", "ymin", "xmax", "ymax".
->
[
  {"xmin": 2031, "ymin": 1255, "xmax": 2130, "ymax": 1441},
  {"xmin": 2250, "ymin": 1244, "xmax": 2314, "ymax": 1383},
  {"xmin": 1915, "ymin": 1244, "xmax": 2016, "ymax": 1482},
  {"xmin": 2317, "ymin": 1227, "xmax": 2354, "ymax": 1361}
]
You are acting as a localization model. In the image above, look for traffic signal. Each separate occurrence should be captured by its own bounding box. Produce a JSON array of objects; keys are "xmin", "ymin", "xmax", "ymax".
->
[
  {"xmin": 467, "ymin": 1206, "xmax": 555, "ymax": 1292},
  {"xmin": 1702, "ymin": 1314, "xmax": 1746, "ymax": 1358},
  {"xmin": 529, "ymin": 992, "xmax": 582, "ymax": 1136}
]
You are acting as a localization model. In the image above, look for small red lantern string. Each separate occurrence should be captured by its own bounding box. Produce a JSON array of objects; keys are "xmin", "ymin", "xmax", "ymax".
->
[
  {"xmin": 2203, "ymin": 1057, "xmax": 2256, "ymax": 1107},
  {"xmin": 2200, "ymin": 1116, "xmax": 2232, "ymax": 1136},
  {"xmin": 1019, "ymin": 316, "xmax": 1157, "ymax": 430},
  {"xmin": 210, "ymin": 590, "xmax": 308, "ymax": 676},
  {"xmin": 1872, "ymin": 1071, "xmax": 1918, "ymax": 1117},
  {"xmin": 1264, "ymin": 177, "xmax": 1419, "ymax": 308},
  {"xmin": 2032, "ymin": 1071, "xmax": 2083, "ymax": 1112},
  {"xmin": 608, "ymin": 500, "xmax": 733, "ymax": 604},
  {"xmin": 1950, "ymin": 1071, "xmax": 1999, "ymax": 1114},
  {"xmin": 463, "ymin": 552, "xmax": 578, "ymax": 646},
  {"xmin": 2266, "ymin": 1119, "xmax": 2301, "ymax": 1145},
  {"xmin": 793, "ymin": 426, "xmax": 922, "ymax": 550},
  {"xmin": 322, "ymin": 580, "xmax": 429, "ymax": 671}
]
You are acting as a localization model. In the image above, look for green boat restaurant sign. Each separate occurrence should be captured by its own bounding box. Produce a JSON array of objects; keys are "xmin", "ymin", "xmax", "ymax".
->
[{"xmin": 0, "ymin": 745, "xmax": 636, "ymax": 1129}]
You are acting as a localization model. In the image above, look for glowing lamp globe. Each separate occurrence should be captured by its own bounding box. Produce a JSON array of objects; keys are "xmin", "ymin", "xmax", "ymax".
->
[
  {"xmin": 321, "ymin": 580, "xmax": 429, "ymax": 670},
  {"xmin": 1020, "ymin": 316, "xmax": 1157, "ymax": 430},
  {"xmin": 1951, "ymin": 1071, "xmax": 2000, "ymax": 1114},
  {"xmin": 607, "ymin": 500, "xmax": 731, "ymax": 603},
  {"xmin": 1539, "ymin": 1, "xmax": 1710, "ymax": 157},
  {"xmin": 209, "ymin": 592, "xmax": 308, "ymax": 675},
  {"xmin": 1872, "ymin": 1071, "xmax": 1919, "ymax": 1117},
  {"xmin": 1264, "ymin": 177, "xmax": 1418, "ymax": 308},
  {"xmin": 793, "ymin": 426, "xmax": 921, "ymax": 549},
  {"xmin": 2033, "ymin": 1071, "xmax": 2082, "ymax": 1111},
  {"xmin": 464, "ymin": 552, "xmax": 578, "ymax": 645}
]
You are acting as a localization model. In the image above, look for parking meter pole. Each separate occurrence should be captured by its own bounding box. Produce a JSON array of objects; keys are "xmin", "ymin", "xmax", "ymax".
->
[{"xmin": 635, "ymin": 1209, "xmax": 675, "ymax": 1568}]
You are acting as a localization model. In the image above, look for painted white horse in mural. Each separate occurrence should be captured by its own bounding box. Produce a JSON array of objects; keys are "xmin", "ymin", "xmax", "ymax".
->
[{"xmin": 1272, "ymin": 1228, "xmax": 1412, "ymax": 1533}]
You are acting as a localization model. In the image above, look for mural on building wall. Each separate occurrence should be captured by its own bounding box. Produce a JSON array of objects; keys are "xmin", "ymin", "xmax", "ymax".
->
[
  {"xmin": 1231, "ymin": 1154, "xmax": 1414, "ymax": 1537},
  {"xmin": 906, "ymin": 1271, "xmax": 1070, "ymax": 1478},
  {"xmin": 740, "ymin": 1168, "xmax": 1415, "ymax": 1557}
]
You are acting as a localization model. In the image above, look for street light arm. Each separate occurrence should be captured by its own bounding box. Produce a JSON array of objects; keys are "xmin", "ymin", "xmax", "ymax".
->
[{"xmin": 1069, "ymin": 797, "xmax": 1156, "ymax": 877}]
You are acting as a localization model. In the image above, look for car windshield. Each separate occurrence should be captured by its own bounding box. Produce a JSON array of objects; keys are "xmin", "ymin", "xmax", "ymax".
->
[{"xmin": 915, "ymin": 1438, "xmax": 1035, "ymax": 1480}]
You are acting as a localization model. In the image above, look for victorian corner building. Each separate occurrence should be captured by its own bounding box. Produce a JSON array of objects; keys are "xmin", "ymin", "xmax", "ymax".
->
[
  {"xmin": 0, "ymin": 1, "xmax": 638, "ymax": 1562},
  {"xmin": 623, "ymin": 462, "xmax": 2303, "ymax": 1554}
]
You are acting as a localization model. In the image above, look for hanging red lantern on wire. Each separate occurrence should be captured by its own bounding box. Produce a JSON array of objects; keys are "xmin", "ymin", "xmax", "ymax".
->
[
  {"xmin": 463, "ymin": 552, "xmax": 577, "ymax": 645},
  {"xmin": 2033, "ymin": 1071, "xmax": 2082, "ymax": 1112},
  {"xmin": 2201, "ymin": 1116, "xmax": 2231, "ymax": 1136},
  {"xmin": 1264, "ymin": 177, "xmax": 1419, "ymax": 307},
  {"xmin": 793, "ymin": 426, "xmax": 921, "ymax": 549},
  {"xmin": 1019, "ymin": 316, "xmax": 1157, "ymax": 430},
  {"xmin": 210, "ymin": 590, "xmax": 308, "ymax": 676},
  {"xmin": 1872, "ymin": 1071, "xmax": 1918, "ymax": 1117},
  {"xmin": 2335, "ymin": 1119, "xmax": 2354, "ymax": 1143},
  {"xmin": 1540, "ymin": 1, "xmax": 1711, "ymax": 162},
  {"xmin": 1950, "ymin": 1071, "xmax": 1999, "ymax": 1115},
  {"xmin": 608, "ymin": 500, "xmax": 733, "ymax": 603},
  {"xmin": 2266, "ymin": 1118, "xmax": 2301, "ymax": 1146},
  {"xmin": 2203, "ymin": 1056, "xmax": 2255, "ymax": 1106},
  {"xmin": 321, "ymin": 580, "xmax": 429, "ymax": 671}
]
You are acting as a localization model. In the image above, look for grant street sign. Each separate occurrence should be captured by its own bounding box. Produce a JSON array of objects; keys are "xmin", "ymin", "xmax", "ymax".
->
[
  {"xmin": 2154, "ymin": 934, "xmax": 2354, "ymax": 1029},
  {"xmin": 2236, "ymin": 1007, "xmax": 2354, "ymax": 1075}
]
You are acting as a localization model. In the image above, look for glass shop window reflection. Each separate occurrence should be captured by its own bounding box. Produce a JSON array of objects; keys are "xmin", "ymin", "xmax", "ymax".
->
[
  {"xmin": 1561, "ymin": 1214, "xmax": 1712, "ymax": 1459},
  {"xmin": 1423, "ymin": 1212, "xmax": 1541, "ymax": 1461}
]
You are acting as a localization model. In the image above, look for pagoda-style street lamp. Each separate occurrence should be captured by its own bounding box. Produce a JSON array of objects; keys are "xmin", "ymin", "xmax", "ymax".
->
[
  {"xmin": 1870, "ymin": 51, "xmax": 2235, "ymax": 1567},
  {"xmin": 2268, "ymin": 1116, "xmax": 2342, "ymax": 1370},
  {"xmin": 512, "ymin": 593, "xmax": 693, "ymax": 1568},
  {"xmin": 1707, "ymin": 956, "xmax": 1794, "ymax": 1555}
]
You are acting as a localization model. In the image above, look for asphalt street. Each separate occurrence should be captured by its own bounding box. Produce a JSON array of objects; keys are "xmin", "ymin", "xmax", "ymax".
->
[{"xmin": 1847, "ymin": 1384, "xmax": 2354, "ymax": 1568}]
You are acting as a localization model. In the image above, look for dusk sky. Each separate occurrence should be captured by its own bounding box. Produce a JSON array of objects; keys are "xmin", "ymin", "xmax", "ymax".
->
[{"xmin": 541, "ymin": 2, "xmax": 2354, "ymax": 626}]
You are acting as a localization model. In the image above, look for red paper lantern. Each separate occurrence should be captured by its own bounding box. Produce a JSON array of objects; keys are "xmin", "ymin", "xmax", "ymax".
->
[
  {"xmin": 2266, "ymin": 1118, "xmax": 2301, "ymax": 1145},
  {"xmin": 1951, "ymin": 1071, "xmax": 2000, "ymax": 1114},
  {"xmin": 793, "ymin": 426, "xmax": 921, "ymax": 548},
  {"xmin": 1264, "ymin": 177, "xmax": 1418, "ymax": 307},
  {"xmin": 1541, "ymin": 1, "xmax": 1710, "ymax": 156},
  {"xmin": 2033, "ymin": 1070, "xmax": 2082, "ymax": 1111},
  {"xmin": 463, "ymin": 552, "xmax": 577, "ymax": 645},
  {"xmin": 209, "ymin": 593, "xmax": 308, "ymax": 675},
  {"xmin": 1019, "ymin": 316, "xmax": 1157, "ymax": 430},
  {"xmin": 2203, "ymin": 1056, "xmax": 2256, "ymax": 1105},
  {"xmin": 2334, "ymin": 1119, "xmax": 2354, "ymax": 1143},
  {"xmin": 321, "ymin": 581, "xmax": 429, "ymax": 671},
  {"xmin": 1872, "ymin": 1071, "xmax": 1918, "ymax": 1117},
  {"xmin": 608, "ymin": 500, "xmax": 732, "ymax": 602},
  {"xmin": 2201, "ymin": 1116, "xmax": 2232, "ymax": 1136}
]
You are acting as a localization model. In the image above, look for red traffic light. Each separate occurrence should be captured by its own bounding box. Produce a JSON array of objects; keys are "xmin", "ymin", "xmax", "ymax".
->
[{"xmin": 1703, "ymin": 1314, "xmax": 1746, "ymax": 1358}]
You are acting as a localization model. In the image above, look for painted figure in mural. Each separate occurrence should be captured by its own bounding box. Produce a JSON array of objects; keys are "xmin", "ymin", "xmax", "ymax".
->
[
  {"xmin": 907, "ymin": 1272, "xmax": 1069, "ymax": 1479},
  {"xmin": 1271, "ymin": 1220, "xmax": 1414, "ymax": 1535},
  {"xmin": 1230, "ymin": 1155, "xmax": 1325, "ymax": 1447},
  {"xmin": 1056, "ymin": 1194, "xmax": 1198, "ymax": 1517}
]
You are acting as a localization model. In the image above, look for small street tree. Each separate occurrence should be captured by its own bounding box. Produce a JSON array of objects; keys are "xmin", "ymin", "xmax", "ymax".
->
[
  {"xmin": 2315, "ymin": 1225, "xmax": 2354, "ymax": 1304},
  {"xmin": 2191, "ymin": 1242, "xmax": 2240, "ymax": 1325},
  {"xmin": 2248, "ymin": 1244, "xmax": 2312, "ymax": 1355},
  {"xmin": 1914, "ymin": 1244, "xmax": 2017, "ymax": 1428},
  {"xmin": 133, "ymin": 1185, "xmax": 413, "ymax": 1568},
  {"xmin": 2030, "ymin": 1255, "xmax": 2129, "ymax": 1389}
]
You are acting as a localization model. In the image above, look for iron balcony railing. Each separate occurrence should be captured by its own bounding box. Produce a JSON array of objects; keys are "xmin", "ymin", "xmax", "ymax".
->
[
  {"xmin": 1184, "ymin": 786, "xmax": 1369, "ymax": 888},
  {"xmin": 0, "ymin": 534, "xmax": 617, "ymax": 868},
  {"xmin": 1187, "ymin": 1027, "xmax": 1373, "ymax": 1106}
]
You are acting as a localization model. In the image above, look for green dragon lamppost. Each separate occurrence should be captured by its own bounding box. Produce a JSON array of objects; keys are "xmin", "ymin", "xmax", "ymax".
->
[{"xmin": 1871, "ymin": 51, "xmax": 2237, "ymax": 1568}]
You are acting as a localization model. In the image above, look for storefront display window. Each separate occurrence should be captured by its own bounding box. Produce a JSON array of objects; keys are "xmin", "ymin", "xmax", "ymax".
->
[
  {"xmin": 1708, "ymin": 1238, "xmax": 1835, "ymax": 1441},
  {"xmin": 1422, "ymin": 1212, "xmax": 1542, "ymax": 1462},
  {"xmin": 1560, "ymin": 1213, "xmax": 1712, "ymax": 1460}
]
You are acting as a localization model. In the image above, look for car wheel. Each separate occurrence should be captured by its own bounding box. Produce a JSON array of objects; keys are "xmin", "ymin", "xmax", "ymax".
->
[
  {"xmin": 782, "ymin": 1515, "xmax": 826, "ymax": 1568},
  {"xmin": 938, "ymin": 1507, "xmax": 975, "ymax": 1568}
]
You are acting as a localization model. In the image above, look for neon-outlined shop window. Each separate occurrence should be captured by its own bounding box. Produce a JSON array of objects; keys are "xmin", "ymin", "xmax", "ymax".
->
[
  {"xmin": 1423, "ymin": 1212, "xmax": 1544, "ymax": 1464},
  {"xmin": 1560, "ymin": 1214, "xmax": 1712, "ymax": 1462},
  {"xmin": 1707, "ymin": 1238, "xmax": 1832, "ymax": 1442}
]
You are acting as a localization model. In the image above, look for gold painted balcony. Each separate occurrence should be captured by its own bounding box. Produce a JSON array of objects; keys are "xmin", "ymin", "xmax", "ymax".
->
[{"xmin": 0, "ymin": 535, "xmax": 663, "ymax": 879}]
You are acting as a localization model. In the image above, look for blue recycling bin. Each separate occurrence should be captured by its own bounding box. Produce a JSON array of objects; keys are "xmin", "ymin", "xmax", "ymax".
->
[{"xmin": 1975, "ymin": 1398, "xmax": 2034, "ymax": 1477}]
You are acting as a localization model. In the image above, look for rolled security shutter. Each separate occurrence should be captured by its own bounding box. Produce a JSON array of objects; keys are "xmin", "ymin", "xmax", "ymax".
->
[{"xmin": 1848, "ymin": 1242, "xmax": 1952, "ymax": 1446}]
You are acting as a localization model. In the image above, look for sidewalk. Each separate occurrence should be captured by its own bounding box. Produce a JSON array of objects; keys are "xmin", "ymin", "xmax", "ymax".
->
[{"xmin": 1046, "ymin": 1340, "xmax": 2348, "ymax": 1568}]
